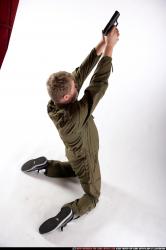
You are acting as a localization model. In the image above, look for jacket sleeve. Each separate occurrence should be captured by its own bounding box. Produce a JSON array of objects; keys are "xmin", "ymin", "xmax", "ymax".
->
[
  {"xmin": 73, "ymin": 56, "xmax": 112, "ymax": 128},
  {"xmin": 72, "ymin": 48, "xmax": 101, "ymax": 93}
]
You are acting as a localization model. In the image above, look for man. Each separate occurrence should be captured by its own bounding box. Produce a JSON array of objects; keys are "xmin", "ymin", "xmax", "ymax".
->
[{"xmin": 21, "ymin": 26, "xmax": 120, "ymax": 234}]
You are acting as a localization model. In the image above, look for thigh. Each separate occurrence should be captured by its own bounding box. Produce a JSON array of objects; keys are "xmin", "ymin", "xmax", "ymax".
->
[
  {"xmin": 70, "ymin": 153, "xmax": 101, "ymax": 199},
  {"xmin": 83, "ymin": 154, "xmax": 101, "ymax": 199}
]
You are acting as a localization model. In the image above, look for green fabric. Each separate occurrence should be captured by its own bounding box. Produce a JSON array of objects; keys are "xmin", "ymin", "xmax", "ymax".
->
[{"xmin": 46, "ymin": 48, "xmax": 112, "ymax": 216}]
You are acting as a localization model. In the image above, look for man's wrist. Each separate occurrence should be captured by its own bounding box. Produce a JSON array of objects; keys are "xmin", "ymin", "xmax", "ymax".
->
[
  {"xmin": 95, "ymin": 41, "xmax": 106, "ymax": 56},
  {"xmin": 95, "ymin": 46, "xmax": 103, "ymax": 56},
  {"xmin": 103, "ymin": 45, "xmax": 113, "ymax": 57}
]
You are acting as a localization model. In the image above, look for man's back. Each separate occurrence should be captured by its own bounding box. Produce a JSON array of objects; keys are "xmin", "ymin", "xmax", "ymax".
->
[{"xmin": 47, "ymin": 48, "xmax": 112, "ymax": 158}]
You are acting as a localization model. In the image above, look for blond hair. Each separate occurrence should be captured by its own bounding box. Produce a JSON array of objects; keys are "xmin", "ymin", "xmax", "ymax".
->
[{"xmin": 47, "ymin": 71, "xmax": 75, "ymax": 104}]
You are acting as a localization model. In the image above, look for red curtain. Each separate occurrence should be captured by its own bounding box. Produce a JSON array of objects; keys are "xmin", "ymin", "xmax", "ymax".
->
[{"xmin": 0, "ymin": 0, "xmax": 19, "ymax": 69}]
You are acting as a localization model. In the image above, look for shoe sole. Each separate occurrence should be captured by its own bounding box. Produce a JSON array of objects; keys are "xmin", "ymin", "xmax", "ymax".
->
[
  {"xmin": 39, "ymin": 207, "xmax": 73, "ymax": 234},
  {"xmin": 21, "ymin": 156, "xmax": 47, "ymax": 172}
]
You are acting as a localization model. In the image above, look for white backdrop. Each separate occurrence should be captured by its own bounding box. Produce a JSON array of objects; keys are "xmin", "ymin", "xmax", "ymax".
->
[{"xmin": 0, "ymin": 0, "xmax": 166, "ymax": 247}]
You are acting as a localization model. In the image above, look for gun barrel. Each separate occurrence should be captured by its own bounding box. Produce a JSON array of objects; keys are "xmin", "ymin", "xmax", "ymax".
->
[{"xmin": 102, "ymin": 10, "xmax": 120, "ymax": 36}]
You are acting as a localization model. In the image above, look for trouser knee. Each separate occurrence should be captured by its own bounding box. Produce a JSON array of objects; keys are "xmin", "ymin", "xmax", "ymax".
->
[{"xmin": 45, "ymin": 160, "xmax": 76, "ymax": 177}]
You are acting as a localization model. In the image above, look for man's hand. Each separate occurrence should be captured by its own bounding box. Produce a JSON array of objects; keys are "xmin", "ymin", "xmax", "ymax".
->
[
  {"xmin": 95, "ymin": 26, "xmax": 119, "ymax": 57},
  {"xmin": 106, "ymin": 26, "xmax": 120, "ymax": 47},
  {"xmin": 103, "ymin": 26, "xmax": 120, "ymax": 57}
]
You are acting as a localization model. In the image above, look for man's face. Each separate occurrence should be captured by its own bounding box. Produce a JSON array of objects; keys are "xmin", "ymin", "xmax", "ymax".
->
[
  {"xmin": 68, "ymin": 80, "xmax": 78, "ymax": 103},
  {"xmin": 59, "ymin": 80, "xmax": 78, "ymax": 104}
]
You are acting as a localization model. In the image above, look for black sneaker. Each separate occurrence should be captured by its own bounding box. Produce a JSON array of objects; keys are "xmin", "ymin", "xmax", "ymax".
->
[
  {"xmin": 39, "ymin": 207, "xmax": 74, "ymax": 234},
  {"xmin": 21, "ymin": 156, "xmax": 48, "ymax": 173}
]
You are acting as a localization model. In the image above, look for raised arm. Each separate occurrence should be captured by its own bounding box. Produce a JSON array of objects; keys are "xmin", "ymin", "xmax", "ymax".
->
[
  {"xmin": 72, "ymin": 36, "xmax": 107, "ymax": 93},
  {"xmin": 73, "ymin": 26, "xmax": 120, "ymax": 128}
]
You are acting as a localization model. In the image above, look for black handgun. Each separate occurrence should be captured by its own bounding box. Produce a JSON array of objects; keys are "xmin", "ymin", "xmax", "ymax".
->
[{"xmin": 102, "ymin": 10, "xmax": 120, "ymax": 36}]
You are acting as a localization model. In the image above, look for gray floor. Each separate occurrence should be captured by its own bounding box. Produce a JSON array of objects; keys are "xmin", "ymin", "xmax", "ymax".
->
[{"xmin": 0, "ymin": 143, "xmax": 165, "ymax": 247}]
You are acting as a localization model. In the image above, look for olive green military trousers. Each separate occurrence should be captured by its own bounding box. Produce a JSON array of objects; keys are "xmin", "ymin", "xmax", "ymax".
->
[{"xmin": 45, "ymin": 155, "xmax": 101, "ymax": 217}]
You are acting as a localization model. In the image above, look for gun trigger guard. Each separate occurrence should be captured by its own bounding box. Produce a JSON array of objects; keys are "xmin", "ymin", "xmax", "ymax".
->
[{"xmin": 115, "ymin": 21, "xmax": 118, "ymax": 26}]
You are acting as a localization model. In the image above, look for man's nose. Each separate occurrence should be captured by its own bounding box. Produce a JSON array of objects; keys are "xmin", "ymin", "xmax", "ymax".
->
[{"xmin": 75, "ymin": 82, "xmax": 78, "ymax": 90}]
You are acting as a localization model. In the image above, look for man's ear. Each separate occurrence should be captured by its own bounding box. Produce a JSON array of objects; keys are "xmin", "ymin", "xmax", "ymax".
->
[{"xmin": 63, "ymin": 95, "xmax": 70, "ymax": 101}]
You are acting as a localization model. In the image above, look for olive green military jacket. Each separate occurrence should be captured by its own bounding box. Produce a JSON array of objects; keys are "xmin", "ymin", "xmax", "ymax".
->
[{"xmin": 47, "ymin": 48, "xmax": 112, "ymax": 162}]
